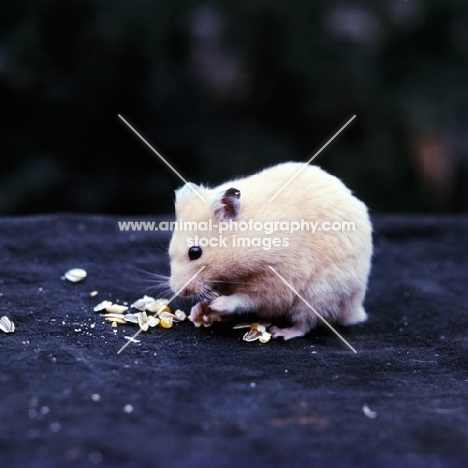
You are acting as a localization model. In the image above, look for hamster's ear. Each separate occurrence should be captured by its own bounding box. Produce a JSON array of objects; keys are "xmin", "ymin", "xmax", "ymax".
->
[
  {"xmin": 212, "ymin": 187, "xmax": 241, "ymax": 220},
  {"xmin": 175, "ymin": 183, "xmax": 200, "ymax": 204}
]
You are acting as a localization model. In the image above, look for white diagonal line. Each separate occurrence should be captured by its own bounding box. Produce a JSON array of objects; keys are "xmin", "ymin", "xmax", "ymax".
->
[
  {"xmin": 268, "ymin": 115, "xmax": 356, "ymax": 202},
  {"xmin": 118, "ymin": 114, "xmax": 207, "ymax": 203},
  {"xmin": 268, "ymin": 266, "xmax": 357, "ymax": 353},
  {"xmin": 117, "ymin": 266, "xmax": 206, "ymax": 354}
]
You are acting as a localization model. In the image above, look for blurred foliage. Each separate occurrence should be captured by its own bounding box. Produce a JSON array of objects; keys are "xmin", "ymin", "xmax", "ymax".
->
[{"xmin": 0, "ymin": 0, "xmax": 467, "ymax": 215}]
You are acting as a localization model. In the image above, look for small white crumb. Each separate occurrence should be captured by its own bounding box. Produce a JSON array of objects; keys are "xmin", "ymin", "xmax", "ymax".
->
[
  {"xmin": 91, "ymin": 394, "xmax": 100, "ymax": 402},
  {"xmin": 90, "ymin": 291, "xmax": 99, "ymax": 297},
  {"xmin": 123, "ymin": 404, "xmax": 133, "ymax": 413},
  {"xmin": 74, "ymin": 328, "xmax": 81, "ymax": 332},
  {"xmin": 362, "ymin": 404, "xmax": 378, "ymax": 419},
  {"xmin": 250, "ymin": 382, "xmax": 256, "ymax": 388},
  {"xmin": 90, "ymin": 324, "xmax": 95, "ymax": 329}
]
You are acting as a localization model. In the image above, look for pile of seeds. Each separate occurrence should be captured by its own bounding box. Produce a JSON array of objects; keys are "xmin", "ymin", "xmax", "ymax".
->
[
  {"xmin": 92, "ymin": 293, "xmax": 271, "ymax": 343},
  {"xmin": 0, "ymin": 316, "xmax": 15, "ymax": 334},
  {"xmin": 64, "ymin": 269, "xmax": 272, "ymax": 344},
  {"xmin": 94, "ymin": 295, "xmax": 186, "ymax": 331}
]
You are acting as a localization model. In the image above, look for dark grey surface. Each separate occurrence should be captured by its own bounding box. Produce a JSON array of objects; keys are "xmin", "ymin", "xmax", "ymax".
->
[{"xmin": 0, "ymin": 214, "xmax": 467, "ymax": 467}]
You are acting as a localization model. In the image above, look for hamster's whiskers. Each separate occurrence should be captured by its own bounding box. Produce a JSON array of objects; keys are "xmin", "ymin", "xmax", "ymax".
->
[
  {"xmin": 211, "ymin": 279, "xmax": 249, "ymax": 285},
  {"xmin": 128, "ymin": 265, "xmax": 172, "ymax": 295},
  {"xmin": 200, "ymin": 288, "xmax": 220, "ymax": 301}
]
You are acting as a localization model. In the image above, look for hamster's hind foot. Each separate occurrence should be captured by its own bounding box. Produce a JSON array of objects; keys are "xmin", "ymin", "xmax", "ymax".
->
[{"xmin": 270, "ymin": 324, "xmax": 309, "ymax": 341}]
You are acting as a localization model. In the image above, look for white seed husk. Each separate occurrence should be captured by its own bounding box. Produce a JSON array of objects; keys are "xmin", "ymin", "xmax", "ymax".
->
[
  {"xmin": 362, "ymin": 405, "xmax": 378, "ymax": 419},
  {"xmin": 159, "ymin": 311, "xmax": 176, "ymax": 320},
  {"xmin": 148, "ymin": 316, "xmax": 160, "ymax": 327},
  {"xmin": 94, "ymin": 301, "xmax": 113, "ymax": 312},
  {"xmin": 131, "ymin": 295, "xmax": 156, "ymax": 311},
  {"xmin": 105, "ymin": 317, "xmax": 126, "ymax": 325},
  {"xmin": 0, "ymin": 316, "xmax": 15, "ymax": 333},
  {"xmin": 123, "ymin": 314, "xmax": 139, "ymax": 324},
  {"xmin": 104, "ymin": 313, "xmax": 128, "ymax": 320},
  {"xmin": 137, "ymin": 312, "xmax": 149, "ymax": 332},
  {"xmin": 174, "ymin": 310, "xmax": 187, "ymax": 321},
  {"xmin": 147, "ymin": 302, "xmax": 170, "ymax": 314},
  {"xmin": 259, "ymin": 332, "xmax": 272, "ymax": 343},
  {"xmin": 64, "ymin": 268, "xmax": 87, "ymax": 282},
  {"xmin": 232, "ymin": 323, "xmax": 252, "ymax": 330}
]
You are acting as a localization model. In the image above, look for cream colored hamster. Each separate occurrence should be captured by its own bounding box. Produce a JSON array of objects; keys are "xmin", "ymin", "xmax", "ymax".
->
[{"xmin": 168, "ymin": 162, "xmax": 372, "ymax": 340}]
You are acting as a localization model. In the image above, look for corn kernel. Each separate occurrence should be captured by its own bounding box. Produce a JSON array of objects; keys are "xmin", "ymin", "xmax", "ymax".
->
[{"xmin": 160, "ymin": 317, "xmax": 173, "ymax": 329}]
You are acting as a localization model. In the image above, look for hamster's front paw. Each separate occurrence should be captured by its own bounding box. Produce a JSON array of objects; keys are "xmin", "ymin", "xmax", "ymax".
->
[{"xmin": 189, "ymin": 301, "xmax": 210, "ymax": 323}]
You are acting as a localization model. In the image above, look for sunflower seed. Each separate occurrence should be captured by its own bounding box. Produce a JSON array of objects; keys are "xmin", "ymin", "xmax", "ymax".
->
[
  {"xmin": 243, "ymin": 329, "xmax": 261, "ymax": 342},
  {"xmin": 251, "ymin": 323, "xmax": 266, "ymax": 333},
  {"xmin": 105, "ymin": 304, "xmax": 128, "ymax": 314},
  {"xmin": 64, "ymin": 268, "xmax": 87, "ymax": 282},
  {"xmin": 0, "ymin": 316, "xmax": 15, "ymax": 333}
]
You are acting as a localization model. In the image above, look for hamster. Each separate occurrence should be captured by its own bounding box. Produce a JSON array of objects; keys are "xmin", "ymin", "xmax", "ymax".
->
[{"xmin": 168, "ymin": 162, "xmax": 372, "ymax": 340}]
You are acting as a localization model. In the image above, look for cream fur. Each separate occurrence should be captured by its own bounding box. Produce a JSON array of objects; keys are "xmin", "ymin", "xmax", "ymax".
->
[{"xmin": 168, "ymin": 162, "xmax": 373, "ymax": 340}]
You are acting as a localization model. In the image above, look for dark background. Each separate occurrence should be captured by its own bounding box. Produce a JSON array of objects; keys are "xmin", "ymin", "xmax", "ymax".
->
[{"xmin": 1, "ymin": 0, "xmax": 468, "ymax": 216}]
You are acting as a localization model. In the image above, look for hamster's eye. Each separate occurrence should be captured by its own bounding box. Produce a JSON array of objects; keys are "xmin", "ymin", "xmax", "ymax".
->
[{"xmin": 188, "ymin": 246, "xmax": 202, "ymax": 261}]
